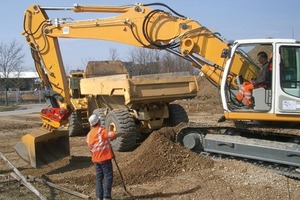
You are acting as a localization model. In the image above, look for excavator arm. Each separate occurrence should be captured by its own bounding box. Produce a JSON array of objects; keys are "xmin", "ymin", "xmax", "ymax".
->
[
  {"xmin": 23, "ymin": 3, "xmax": 233, "ymax": 92},
  {"xmin": 23, "ymin": 6, "xmax": 73, "ymax": 130}
]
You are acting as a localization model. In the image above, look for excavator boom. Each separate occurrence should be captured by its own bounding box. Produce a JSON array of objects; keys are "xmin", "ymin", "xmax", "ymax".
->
[{"xmin": 24, "ymin": 3, "xmax": 235, "ymax": 87}]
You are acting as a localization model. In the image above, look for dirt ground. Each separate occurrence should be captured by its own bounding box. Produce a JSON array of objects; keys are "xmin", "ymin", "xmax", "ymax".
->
[{"xmin": 0, "ymin": 77, "xmax": 300, "ymax": 200}]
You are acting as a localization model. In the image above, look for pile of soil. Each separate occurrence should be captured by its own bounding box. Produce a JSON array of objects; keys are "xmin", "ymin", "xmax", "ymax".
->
[
  {"xmin": 86, "ymin": 61, "xmax": 129, "ymax": 77},
  {"xmin": 114, "ymin": 126, "xmax": 214, "ymax": 185}
]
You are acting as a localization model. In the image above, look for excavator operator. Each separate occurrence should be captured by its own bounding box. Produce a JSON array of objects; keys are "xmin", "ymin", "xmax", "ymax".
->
[{"xmin": 236, "ymin": 51, "xmax": 271, "ymax": 108}]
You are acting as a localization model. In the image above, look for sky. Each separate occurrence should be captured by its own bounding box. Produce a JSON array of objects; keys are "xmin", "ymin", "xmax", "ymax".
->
[{"xmin": 1, "ymin": 0, "xmax": 300, "ymax": 71}]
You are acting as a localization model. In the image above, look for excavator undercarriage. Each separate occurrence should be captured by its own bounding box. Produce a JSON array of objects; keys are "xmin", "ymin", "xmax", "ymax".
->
[{"xmin": 176, "ymin": 120, "xmax": 300, "ymax": 177}]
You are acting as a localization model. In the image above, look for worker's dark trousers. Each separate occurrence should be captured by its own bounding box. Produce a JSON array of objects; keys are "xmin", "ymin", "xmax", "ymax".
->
[{"xmin": 95, "ymin": 160, "xmax": 113, "ymax": 199}]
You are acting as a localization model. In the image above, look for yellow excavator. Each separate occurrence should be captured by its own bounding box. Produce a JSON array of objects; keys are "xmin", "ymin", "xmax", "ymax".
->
[{"xmin": 16, "ymin": 3, "xmax": 300, "ymax": 171}]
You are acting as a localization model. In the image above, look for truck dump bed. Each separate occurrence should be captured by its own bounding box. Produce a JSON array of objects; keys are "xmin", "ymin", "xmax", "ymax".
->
[{"xmin": 80, "ymin": 72, "xmax": 198, "ymax": 106}]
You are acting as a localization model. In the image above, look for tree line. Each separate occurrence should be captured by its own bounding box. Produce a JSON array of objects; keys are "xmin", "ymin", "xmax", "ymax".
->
[
  {"xmin": 125, "ymin": 47, "xmax": 198, "ymax": 76},
  {"xmin": 81, "ymin": 47, "xmax": 199, "ymax": 76}
]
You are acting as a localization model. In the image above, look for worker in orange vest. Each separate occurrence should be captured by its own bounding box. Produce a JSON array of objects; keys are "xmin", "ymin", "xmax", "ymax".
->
[
  {"xmin": 236, "ymin": 51, "xmax": 272, "ymax": 107},
  {"xmin": 87, "ymin": 114, "xmax": 124, "ymax": 200}
]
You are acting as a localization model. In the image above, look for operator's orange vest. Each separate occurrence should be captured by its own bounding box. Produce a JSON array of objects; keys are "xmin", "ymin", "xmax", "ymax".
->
[
  {"xmin": 236, "ymin": 82, "xmax": 254, "ymax": 106},
  {"xmin": 86, "ymin": 125, "xmax": 116, "ymax": 163}
]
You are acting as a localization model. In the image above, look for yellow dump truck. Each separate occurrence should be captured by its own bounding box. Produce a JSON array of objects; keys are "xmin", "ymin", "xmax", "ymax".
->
[{"xmin": 70, "ymin": 61, "xmax": 198, "ymax": 151}]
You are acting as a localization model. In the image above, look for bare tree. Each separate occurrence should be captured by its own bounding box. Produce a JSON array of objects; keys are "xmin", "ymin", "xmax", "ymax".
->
[
  {"xmin": 160, "ymin": 51, "xmax": 196, "ymax": 74},
  {"xmin": 0, "ymin": 40, "xmax": 25, "ymax": 106},
  {"xmin": 173, "ymin": 54, "xmax": 196, "ymax": 74},
  {"xmin": 127, "ymin": 47, "xmax": 197, "ymax": 76},
  {"xmin": 14, "ymin": 64, "xmax": 28, "ymax": 91},
  {"xmin": 109, "ymin": 48, "xmax": 119, "ymax": 61},
  {"xmin": 127, "ymin": 47, "xmax": 161, "ymax": 75},
  {"xmin": 160, "ymin": 51, "xmax": 175, "ymax": 73}
]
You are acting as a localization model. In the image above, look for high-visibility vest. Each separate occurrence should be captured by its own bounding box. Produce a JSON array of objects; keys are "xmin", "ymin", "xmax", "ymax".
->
[
  {"xmin": 86, "ymin": 125, "xmax": 116, "ymax": 163},
  {"xmin": 236, "ymin": 82, "xmax": 254, "ymax": 106}
]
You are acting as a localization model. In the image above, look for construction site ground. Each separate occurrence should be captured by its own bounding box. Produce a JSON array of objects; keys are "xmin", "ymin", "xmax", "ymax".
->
[{"xmin": 1, "ymin": 78, "xmax": 300, "ymax": 200}]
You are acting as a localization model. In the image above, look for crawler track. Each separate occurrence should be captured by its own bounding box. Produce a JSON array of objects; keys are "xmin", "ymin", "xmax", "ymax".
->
[
  {"xmin": 202, "ymin": 151, "xmax": 300, "ymax": 179},
  {"xmin": 175, "ymin": 120, "xmax": 300, "ymax": 179}
]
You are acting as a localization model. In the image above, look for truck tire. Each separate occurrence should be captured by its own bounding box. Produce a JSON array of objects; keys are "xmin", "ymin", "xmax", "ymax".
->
[
  {"xmin": 68, "ymin": 110, "xmax": 89, "ymax": 137},
  {"xmin": 167, "ymin": 104, "xmax": 189, "ymax": 126},
  {"xmin": 105, "ymin": 109, "xmax": 137, "ymax": 152},
  {"xmin": 92, "ymin": 108, "xmax": 106, "ymax": 126}
]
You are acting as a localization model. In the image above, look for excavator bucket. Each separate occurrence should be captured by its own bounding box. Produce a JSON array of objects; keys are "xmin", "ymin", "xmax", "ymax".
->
[{"xmin": 14, "ymin": 128, "xmax": 70, "ymax": 168}]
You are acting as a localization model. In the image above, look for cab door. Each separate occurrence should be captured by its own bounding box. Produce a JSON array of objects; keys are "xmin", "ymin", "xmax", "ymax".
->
[
  {"xmin": 275, "ymin": 44, "xmax": 300, "ymax": 114},
  {"xmin": 220, "ymin": 42, "xmax": 273, "ymax": 112}
]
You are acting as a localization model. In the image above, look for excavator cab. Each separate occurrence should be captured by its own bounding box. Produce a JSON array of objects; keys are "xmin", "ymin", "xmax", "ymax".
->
[
  {"xmin": 221, "ymin": 39, "xmax": 300, "ymax": 120},
  {"xmin": 223, "ymin": 41, "xmax": 272, "ymax": 109}
]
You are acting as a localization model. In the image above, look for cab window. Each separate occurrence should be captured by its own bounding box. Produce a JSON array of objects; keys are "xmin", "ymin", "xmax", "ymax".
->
[{"xmin": 280, "ymin": 46, "xmax": 300, "ymax": 97}]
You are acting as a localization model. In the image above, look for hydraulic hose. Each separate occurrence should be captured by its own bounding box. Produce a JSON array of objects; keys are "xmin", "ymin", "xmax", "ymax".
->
[{"xmin": 143, "ymin": 3, "xmax": 186, "ymax": 18}]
